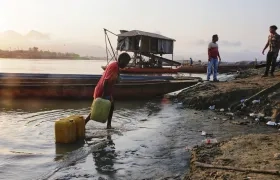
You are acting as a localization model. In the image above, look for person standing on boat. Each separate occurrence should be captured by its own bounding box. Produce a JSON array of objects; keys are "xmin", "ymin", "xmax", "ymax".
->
[
  {"xmin": 85, "ymin": 53, "xmax": 130, "ymax": 129},
  {"xmin": 207, "ymin": 34, "xmax": 221, "ymax": 82},
  {"xmin": 262, "ymin": 25, "xmax": 280, "ymax": 77},
  {"xmin": 190, "ymin": 57, "xmax": 193, "ymax": 66}
]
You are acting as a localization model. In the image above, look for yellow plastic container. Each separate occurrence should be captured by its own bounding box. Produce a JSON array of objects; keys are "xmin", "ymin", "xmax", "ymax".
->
[
  {"xmin": 55, "ymin": 118, "xmax": 77, "ymax": 144},
  {"xmin": 55, "ymin": 115, "xmax": 86, "ymax": 144},
  {"xmin": 90, "ymin": 98, "xmax": 111, "ymax": 123},
  {"xmin": 69, "ymin": 115, "xmax": 85, "ymax": 139}
]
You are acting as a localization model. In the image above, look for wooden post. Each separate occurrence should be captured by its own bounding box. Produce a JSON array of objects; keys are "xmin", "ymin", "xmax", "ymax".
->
[{"xmin": 104, "ymin": 29, "xmax": 109, "ymax": 64}]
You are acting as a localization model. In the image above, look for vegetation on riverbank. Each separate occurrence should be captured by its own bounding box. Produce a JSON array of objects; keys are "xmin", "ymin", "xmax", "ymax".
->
[{"xmin": 0, "ymin": 47, "xmax": 107, "ymax": 60}]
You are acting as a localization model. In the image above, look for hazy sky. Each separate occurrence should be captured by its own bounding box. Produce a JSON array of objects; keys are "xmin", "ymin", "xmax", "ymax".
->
[{"xmin": 0, "ymin": 0, "xmax": 279, "ymax": 60}]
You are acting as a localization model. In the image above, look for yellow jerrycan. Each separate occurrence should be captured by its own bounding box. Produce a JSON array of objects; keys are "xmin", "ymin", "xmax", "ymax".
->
[
  {"xmin": 55, "ymin": 118, "xmax": 77, "ymax": 144},
  {"xmin": 68, "ymin": 115, "xmax": 85, "ymax": 139},
  {"xmin": 90, "ymin": 98, "xmax": 111, "ymax": 123},
  {"xmin": 55, "ymin": 115, "xmax": 85, "ymax": 143}
]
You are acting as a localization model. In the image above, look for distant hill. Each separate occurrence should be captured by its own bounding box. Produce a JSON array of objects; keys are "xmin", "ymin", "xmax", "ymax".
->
[
  {"xmin": 25, "ymin": 30, "xmax": 50, "ymax": 40},
  {"xmin": 0, "ymin": 30, "xmax": 106, "ymax": 57}
]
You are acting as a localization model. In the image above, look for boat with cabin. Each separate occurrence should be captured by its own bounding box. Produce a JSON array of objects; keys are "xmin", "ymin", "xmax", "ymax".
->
[{"xmin": 101, "ymin": 29, "xmax": 181, "ymax": 74}]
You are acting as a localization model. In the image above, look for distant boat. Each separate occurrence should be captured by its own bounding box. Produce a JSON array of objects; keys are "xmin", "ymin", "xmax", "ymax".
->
[{"xmin": 177, "ymin": 61, "xmax": 256, "ymax": 73}]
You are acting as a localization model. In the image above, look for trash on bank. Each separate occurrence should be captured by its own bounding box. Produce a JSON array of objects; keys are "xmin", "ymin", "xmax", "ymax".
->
[
  {"xmin": 202, "ymin": 138, "xmax": 218, "ymax": 144},
  {"xmin": 209, "ymin": 105, "xmax": 215, "ymax": 110},
  {"xmin": 249, "ymin": 113, "xmax": 264, "ymax": 118},
  {"xmin": 226, "ymin": 112, "xmax": 234, "ymax": 117},
  {"xmin": 266, "ymin": 121, "xmax": 280, "ymax": 126},
  {"xmin": 201, "ymin": 131, "xmax": 206, "ymax": 136},
  {"xmin": 220, "ymin": 108, "xmax": 225, "ymax": 112},
  {"xmin": 252, "ymin": 100, "xmax": 261, "ymax": 104},
  {"xmin": 249, "ymin": 113, "xmax": 255, "ymax": 117},
  {"xmin": 264, "ymin": 117, "xmax": 272, "ymax": 120}
]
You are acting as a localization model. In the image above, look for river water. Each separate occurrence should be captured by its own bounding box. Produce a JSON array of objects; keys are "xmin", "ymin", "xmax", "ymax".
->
[{"xmin": 0, "ymin": 59, "xmax": 277, "ymax": 180}]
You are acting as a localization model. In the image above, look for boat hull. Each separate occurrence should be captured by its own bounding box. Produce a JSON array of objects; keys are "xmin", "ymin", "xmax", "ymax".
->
[
  {"xmin": 0, "ymin": 80, "xmax": 199, "ymax": 100},
  {"xmin": 101, "ymin": 66, "xmax": 179, "ymax": 74},
  {"xmin": 0, "ymin": 72, "xmax": 175, "ymax": 84}
]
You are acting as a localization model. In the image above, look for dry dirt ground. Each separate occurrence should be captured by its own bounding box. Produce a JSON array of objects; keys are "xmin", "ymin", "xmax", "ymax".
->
[{"xmin": 185, "ymin": 133, "xmax": 280, "ymax": 180}]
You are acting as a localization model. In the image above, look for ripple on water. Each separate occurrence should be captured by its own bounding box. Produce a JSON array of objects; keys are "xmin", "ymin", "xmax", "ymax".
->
[{"xmin": 0, "ymin": 99, "xmax": 158, "ymax": 180}]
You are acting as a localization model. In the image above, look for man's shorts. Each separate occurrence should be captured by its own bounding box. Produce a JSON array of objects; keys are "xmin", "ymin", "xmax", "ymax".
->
[{"xmin": 94, "ymin": 96, "xmax": 111, "ymax": 101}]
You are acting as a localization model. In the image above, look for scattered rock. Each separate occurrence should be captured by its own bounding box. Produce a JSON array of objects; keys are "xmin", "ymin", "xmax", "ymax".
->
[{"xmin": 273, "ymin": 153, "xmax": 280, "ymax": 160}]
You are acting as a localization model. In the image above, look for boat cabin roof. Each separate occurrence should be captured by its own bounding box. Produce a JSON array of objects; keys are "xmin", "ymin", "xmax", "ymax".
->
[{"xmin": 117, "ymin": 30, "xmax": 175, "ymax": 41}]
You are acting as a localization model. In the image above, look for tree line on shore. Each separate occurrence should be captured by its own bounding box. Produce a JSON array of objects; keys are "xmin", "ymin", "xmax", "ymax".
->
[{"xmin": 0, "ymin": 47, "xmax": 107, "ymax": 60}]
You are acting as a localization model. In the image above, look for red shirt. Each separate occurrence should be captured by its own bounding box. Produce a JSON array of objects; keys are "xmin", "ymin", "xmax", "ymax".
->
[
  {"xmin": 208, "ymin": 42, "xmax": 219, "ymax": 59},
  {"xmin": 93, "ymin": 61, "xmax": 119, "ymax": 99}
]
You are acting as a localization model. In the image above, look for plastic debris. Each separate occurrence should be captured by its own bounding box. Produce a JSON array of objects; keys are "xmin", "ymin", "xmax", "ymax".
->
[
  {"xmin": 266, "ymin": 121, "xmax": 278, "ymax": 126},
  {"xmin": 226, "ymin": 112, "xmax": 234, "ymax": 117},
  {"xmin": 252, "ymin": 100, "xmax": 261, "ymax": 104},
  {"xmin": 201, "ymin": 131, "xmax": 206, "ymax": 136},
  {"xmin": 255, "ymin": 118, "xmax": 260, "ymax": 122},
  {"xmin": 264, "ymin": 117, "xmax": 272, "ymax": 120},
  {"xmin": 214, "ymin": 117, "xmax": 217, "ymax": 120},
  {"xmin": 249, "ymin": 113, "xmax": 264, "ymax": 118},
  {"xmin": 249, "ymin": 113, "xmax": 256, "ymax": 117},
  {"xmin": 244, "ymin": 116, "xmax": 248, "ymax": 120},
  {"xmin": 220, "ymin": 108, "xmax": 225, "ymax": 112},
  {"xmin": 240, "ymin": 99, "xmax": 246, "ymax": 103},
  {"xmin": 209, "ymin": 105, "xmax": 215, "ymax": 110},
  {"xmin": 202, "ymin": 138, "xmax": 218, "ymax": 144}
]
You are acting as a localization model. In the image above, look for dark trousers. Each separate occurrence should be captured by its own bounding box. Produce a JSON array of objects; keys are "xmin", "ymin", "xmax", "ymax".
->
[{"xmin": 265, "ymin": 51, "xmax": 278, "ymax": 75}]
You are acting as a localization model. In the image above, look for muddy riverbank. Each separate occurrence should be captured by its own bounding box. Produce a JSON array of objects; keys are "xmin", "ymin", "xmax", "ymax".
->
[
  {"xmin": 185, "ymin": 133, "xmax": 280, "ymax": 180},
  {"xmin": 178, "ymin": 68, "xmax": 280, "ymax": 180},
  {"xmin": 176, "ymin": 69, "xmax": 280, "ymax": 110}
]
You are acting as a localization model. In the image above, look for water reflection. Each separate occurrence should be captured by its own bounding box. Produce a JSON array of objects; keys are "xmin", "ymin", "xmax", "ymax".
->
[
  {"xmin": 54, "ymin": 140, "xmax": 86, "ymax": 161},
  {"xmin": 92, "ymin": 134, "xmax": 117, "ymax": 176}
]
